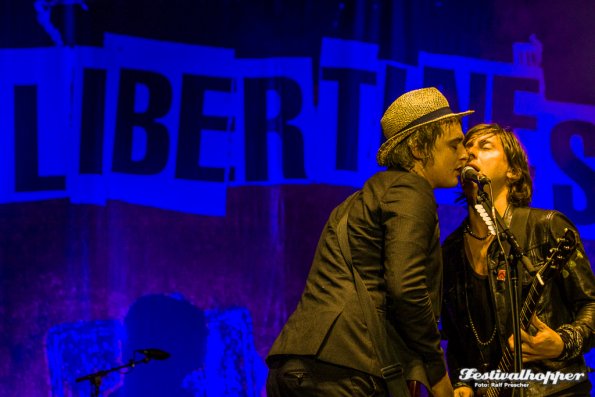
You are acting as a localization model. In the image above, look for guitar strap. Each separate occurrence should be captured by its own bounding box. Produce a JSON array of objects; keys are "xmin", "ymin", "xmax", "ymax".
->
[
  {"xmin": 508, "ymin": 207, "xmax": 531, "ymax": 255},
  {"xmin": 507, "ymin": 207, "xmax": 537, "ymax": 281},
  {"xmin": 336, "ymin": 191, "xmax": 410, "ymax": 397}
]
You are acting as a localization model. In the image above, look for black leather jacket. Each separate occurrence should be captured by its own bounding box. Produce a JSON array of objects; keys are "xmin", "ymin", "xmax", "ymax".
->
[{"xmin": 442, "ymin": 207, "xmax": 595, "ymax": 396}]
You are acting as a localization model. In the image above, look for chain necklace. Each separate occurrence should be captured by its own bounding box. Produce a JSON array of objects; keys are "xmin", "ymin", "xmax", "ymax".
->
[
  {"xmin": 464, "ymin": 223, "xmax": 490, "ymax": 240},
  {"xmin": 463, "ymin": 264, "xmax": 497, "ymax": 348}
]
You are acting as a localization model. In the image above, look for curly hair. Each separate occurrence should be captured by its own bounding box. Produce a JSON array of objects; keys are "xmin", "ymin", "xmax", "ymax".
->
[
  {"xmin": 385, "ymin": 118, "xmax": 461, "ymax": 170},
  {"xmin": 464, "ymin": 123, "xmax": 532, "ymax": 207}
]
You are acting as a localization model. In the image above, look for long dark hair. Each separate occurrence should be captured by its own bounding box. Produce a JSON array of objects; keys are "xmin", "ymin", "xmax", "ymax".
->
[{"xmin": 465, "ymin": 123, "xmax": 532, "ymax": 207}]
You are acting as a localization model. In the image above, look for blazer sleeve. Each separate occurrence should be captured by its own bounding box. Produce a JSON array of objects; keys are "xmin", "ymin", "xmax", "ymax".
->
[{"xmin": 380, "ymin": 176, "xmax": 447, "ymax": 386}]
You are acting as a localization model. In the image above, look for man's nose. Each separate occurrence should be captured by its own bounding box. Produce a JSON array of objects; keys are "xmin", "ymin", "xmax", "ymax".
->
[
  {"xmin": 466, "ymin": 147, "xmax": 476, "ymax": 161},
  {"xmin": 459, "ymin": 146, "xmax": 469, "ymax": 161}
]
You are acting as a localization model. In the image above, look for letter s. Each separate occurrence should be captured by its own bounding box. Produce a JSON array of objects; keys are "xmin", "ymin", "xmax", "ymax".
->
[{"xmin": 551, "ymin": 120, "xmax": 595, "ymax": 224}]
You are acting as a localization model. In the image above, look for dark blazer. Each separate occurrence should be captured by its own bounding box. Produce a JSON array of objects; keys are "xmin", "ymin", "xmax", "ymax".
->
[{"xmin": 267, "ymin": 169, "xmax": 447, "ymax": 386}]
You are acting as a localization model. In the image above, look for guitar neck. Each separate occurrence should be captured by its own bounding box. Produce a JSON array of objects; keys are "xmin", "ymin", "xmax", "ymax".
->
[{"xmin": 482, "ymin": 273, "xmax": 547, "ymax": 397}]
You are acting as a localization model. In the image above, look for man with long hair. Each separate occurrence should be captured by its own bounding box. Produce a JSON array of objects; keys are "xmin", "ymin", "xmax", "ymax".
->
[
  {"xmin": 266, "ymin": 87, "xmax": 471, "ymax": 396},
  {"xmin": 442, "ymin": 123, "xmax": 595, "ymax": 396}
]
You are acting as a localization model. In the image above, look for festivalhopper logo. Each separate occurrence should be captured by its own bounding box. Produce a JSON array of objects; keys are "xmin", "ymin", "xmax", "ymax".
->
[{"xmin": 459, "ymin": 368, "xmax": 586, "ymax": 387}]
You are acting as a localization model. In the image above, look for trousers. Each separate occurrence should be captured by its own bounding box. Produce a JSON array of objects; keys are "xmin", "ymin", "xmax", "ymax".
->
[{"xmin": 266, "ymin": 356, "xmax": 388, "ymax": 397}]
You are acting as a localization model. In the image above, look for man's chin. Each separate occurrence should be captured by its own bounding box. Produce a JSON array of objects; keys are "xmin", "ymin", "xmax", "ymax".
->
[{"xmin": 435, "ymin": 179, "xmax": 459, "ymax": 189}]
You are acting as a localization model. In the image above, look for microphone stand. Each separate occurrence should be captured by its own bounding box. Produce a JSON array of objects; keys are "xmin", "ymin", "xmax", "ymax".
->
[
  {"xmin": 475, "ymin": 187, "xmax": 535, "ymax": 397},
  {"xmin": 75, "ymin": 355, "xmax": 152, "ymax": 397}
]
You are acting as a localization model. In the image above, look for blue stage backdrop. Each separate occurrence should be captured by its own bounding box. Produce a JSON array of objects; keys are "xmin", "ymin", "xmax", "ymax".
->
[{"xmin": 1, "ymin": 1, "xmax": 594, "ymax": 396}]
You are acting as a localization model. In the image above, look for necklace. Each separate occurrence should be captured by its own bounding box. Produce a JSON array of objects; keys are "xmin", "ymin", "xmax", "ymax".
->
[
  {"xmin": 464, "ymin": 223, "xmax": 490, "ymax": 240},
  {"xmin": 463, "ymin": 264, "xmax": 497, "ymax": 348}
]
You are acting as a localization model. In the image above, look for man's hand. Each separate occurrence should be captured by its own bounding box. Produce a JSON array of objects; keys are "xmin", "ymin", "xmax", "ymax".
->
[
  {"xmin": 507, "ymin": 315, "xmax": 564, "ymax": 362},
  {"xmin": 431, "ymin": 373, "xmax": 454, "ymax": 397},
  {"xmin": 454, "ymin": 385, "xmax": 474, "ymax": 397}
]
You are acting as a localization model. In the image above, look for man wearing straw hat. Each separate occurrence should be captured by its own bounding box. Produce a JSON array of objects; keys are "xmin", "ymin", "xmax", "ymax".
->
[{"xmin": 266, "ymin": 87, "xmax": 473, "ymax": 396}]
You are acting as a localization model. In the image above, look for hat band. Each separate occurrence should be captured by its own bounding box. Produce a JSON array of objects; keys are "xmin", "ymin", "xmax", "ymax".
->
[{"xmin": 397, "ymin": 106, "xmax": 453, "ymax": 134}]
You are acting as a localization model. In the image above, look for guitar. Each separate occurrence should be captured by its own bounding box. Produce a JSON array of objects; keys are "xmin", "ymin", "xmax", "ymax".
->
[{"xmin": 481, "ymin": 228, "xmax": 577, "ymax": 397}]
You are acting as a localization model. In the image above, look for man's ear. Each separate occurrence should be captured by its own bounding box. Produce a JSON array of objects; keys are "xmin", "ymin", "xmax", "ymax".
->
[
  {"xmin": 506, "ymin": 168, "xmax": 521, "ymax": 183},
  {"xmin": 409, "ymin": 142, "xmax": 423, "ymax": 160}
]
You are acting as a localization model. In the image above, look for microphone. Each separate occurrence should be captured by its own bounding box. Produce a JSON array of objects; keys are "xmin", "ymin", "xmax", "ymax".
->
[
  {"xmin": 461, "ymin": 166, "xmax": 490, "ymax": 185},
  {"xmin": 136, "ymin": 348, "xmax": 171, "ymax": 361}
]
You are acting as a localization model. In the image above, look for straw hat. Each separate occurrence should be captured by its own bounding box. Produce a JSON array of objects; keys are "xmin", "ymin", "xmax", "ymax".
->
[{"xmin": 377, "ymin": 87, "xmax": 473, "ymax": 166}]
